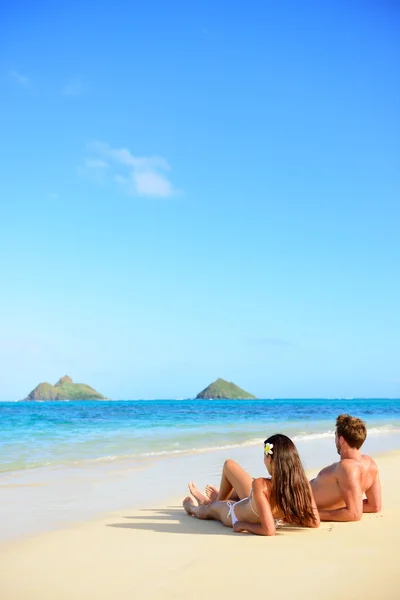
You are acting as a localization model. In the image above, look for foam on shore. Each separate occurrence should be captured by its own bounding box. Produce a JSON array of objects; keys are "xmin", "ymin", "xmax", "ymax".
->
[{"xmin": 1, "ymin": 429, "xmax": 400, "ymax": 542}]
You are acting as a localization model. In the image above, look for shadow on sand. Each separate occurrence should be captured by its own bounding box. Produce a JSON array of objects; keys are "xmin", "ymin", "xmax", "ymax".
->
[{"xmin": 106, "ymin": 506, "xmax": 310, "ymax": 536}]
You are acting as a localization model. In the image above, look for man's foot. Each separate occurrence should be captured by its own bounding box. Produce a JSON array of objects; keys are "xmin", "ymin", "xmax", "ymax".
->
[
  {"xmin": 205, "ymin": 484, "xmax": 219, "ymax": 501},
  {"xmin": 183, "ymin": 496, "xmax": 196, "ymax": 516},
  {"xmin": 188, "ymin": 481, "xmax": 209, "ymax": 505}
]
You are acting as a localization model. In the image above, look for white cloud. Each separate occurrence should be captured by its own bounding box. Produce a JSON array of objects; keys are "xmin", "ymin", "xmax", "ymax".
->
[
  {"xmin": 108, "ymin": 147, "xmax": 169, "ymax": 171},
  {"xmin": 84, "ymin": 142, "xmax": 176, "ymax": 198},
  {"xmin": 10, "ymin": 70, "xmax": 30, "ymax": 87},
  {"xmin": 62, "ymin": 77, "xmax": 87, "ymax": 96},
  {"xmin": 133, "ymin": 171, "xmax": 173, "ymax": 197},
  {"xmin": 85, "ymin": 158, "xmax": 109, "ymax": 169}
]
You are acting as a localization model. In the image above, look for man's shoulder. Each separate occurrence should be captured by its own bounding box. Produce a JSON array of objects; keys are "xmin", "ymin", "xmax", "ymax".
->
[
  {"xmin": 361, "ymin": 454, "xmax": 379, "ymax": 473},
  {"xmin": 339, "ymin": 457, "xmax": 359, "ymax": 469},
  {"xmin": 337, "ymin": 458, "xmax": 362, "ymax": 476},
  {"xmin": 317, "ymin": 461, "xmax": 339, "ymax": 475},
  {"xmin": 361, "ymin": 453, "xmax": 376, "ymax": 463},
  {"xmin": 338, "ymin": 455, "xmax": 378, "ymax": 476}
]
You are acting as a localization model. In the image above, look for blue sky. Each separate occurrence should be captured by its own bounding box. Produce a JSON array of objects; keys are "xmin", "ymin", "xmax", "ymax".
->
[{"xmin": 0, "ymin": 1, "xmax": 399, "ymax": 400}]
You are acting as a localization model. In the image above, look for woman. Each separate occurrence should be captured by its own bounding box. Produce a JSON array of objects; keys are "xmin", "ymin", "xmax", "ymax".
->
[{"xmin": 183, "ymin": 434, "xmax": 320, "ymax": 535}]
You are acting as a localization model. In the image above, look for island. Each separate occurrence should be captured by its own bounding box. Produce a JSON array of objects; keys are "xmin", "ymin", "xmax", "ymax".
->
[
  {"xmin": 195, "ymin": 378, "xmax": 256, "ymax": 399},
  {"xmin": 23, "ymin": 375, "xmax": 107, "ymax": 401}
]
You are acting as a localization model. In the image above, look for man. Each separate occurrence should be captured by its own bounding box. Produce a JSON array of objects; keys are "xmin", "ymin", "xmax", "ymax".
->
[
  {"xmin": 311, "ymin": 414, "xmax": 382, "ymax": 521},
  {"xmin": 189, "ymin": 413, "xmax": 381, "ymax": 525}
]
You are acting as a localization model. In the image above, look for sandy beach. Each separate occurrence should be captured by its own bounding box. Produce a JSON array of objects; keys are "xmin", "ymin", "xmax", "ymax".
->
[
  {"xmin": 1, "ymin": 450, "xmax": 399, "ymax": 600},
  {"xmin": 2, "ymin": 0, "xmax": 399, "ymax": 596}
]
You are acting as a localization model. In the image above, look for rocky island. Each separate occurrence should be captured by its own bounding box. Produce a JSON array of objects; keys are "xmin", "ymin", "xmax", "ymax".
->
[
  {"xmin": 23, "ymin": 375, "xmax": 107, "ymax": 401},
  {"xmin": 195, "ymin": 378, "xmax": 256, "ymax": 399}
]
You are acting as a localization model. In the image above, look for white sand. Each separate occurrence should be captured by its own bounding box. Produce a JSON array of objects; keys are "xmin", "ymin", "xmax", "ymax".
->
[{"xmin": 1, "ymin": 451, "xmax": 399, "ymax": 600}]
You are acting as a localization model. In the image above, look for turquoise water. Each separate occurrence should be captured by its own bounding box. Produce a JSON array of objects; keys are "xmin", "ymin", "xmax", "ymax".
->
[{"xmin": 1, "ymin": 399, "xmax": 400, "ymax": 472}]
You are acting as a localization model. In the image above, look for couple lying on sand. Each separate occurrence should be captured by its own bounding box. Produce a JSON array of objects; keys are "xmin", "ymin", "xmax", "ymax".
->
[{"xmin": 183, "ymin": 414, "xmax": 382, "ymax": 536}]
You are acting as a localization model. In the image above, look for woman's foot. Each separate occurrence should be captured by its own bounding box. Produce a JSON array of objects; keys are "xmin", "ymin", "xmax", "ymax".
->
[
  {"xmin": 205, "ymin": 484, "xmax": 219, "ymax": 501},
  {"xmin": 183, "ymin": 496, "xmax": 196, "ymax": 516},
  {"xmin": 188, "ymin": 481, "xmax": 209, "ymax": 505}
]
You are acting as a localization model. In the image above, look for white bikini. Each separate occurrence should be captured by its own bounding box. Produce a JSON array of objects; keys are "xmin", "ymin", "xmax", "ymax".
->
[
  {"xmin": 227, "ymin": 493, "xmax": 282, "ymax": 527},
  {"xmin": 227, "ymin": 493, "xmax": 259, "ymax": 526}
]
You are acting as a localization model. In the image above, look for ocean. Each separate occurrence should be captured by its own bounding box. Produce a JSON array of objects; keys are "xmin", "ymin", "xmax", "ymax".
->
[
  {"xmin": 1, "ymin": 398, "xmax": 400, "ymax": 473},
  {"xmin": 1, "ymin": 398, "xmax": 400, "ymax": 541}
]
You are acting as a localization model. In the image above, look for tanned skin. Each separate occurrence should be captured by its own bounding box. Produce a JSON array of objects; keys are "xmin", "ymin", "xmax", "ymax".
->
[
  {"xmin": 184, "ymin": 455, "xmax": 319, "ymax": 536},
  {"xmin": 310, "ymin": 430, "xmax": 382, "ymax": 522}
]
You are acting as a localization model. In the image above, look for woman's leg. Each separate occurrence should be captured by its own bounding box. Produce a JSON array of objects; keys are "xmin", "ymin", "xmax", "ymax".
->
[
  {"xmin": 188, "ymin": 459, "xmax": 253, "ymax": 505},
  {"xmin": 183, "ymin": 497, "xmax": 232, "ymax": 527},
  {"xmin": 215, "ymin": 459, "xmax": 253, "ymax": 500}
]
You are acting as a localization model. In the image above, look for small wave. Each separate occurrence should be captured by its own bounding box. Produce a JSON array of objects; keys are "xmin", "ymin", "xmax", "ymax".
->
[
  {"xmin": 367, "ymin": 426, "xmax": 399, "ymax": 434},
  {"xmin": 34, "ymin": 438, "xmax": 268, "ymax": 468},
  {"xmin": 292, "ymin": 426, "xmax": 400, "ymax": 442},
  {"xmin": 2, "ymin": 425, "xmax": 400, "ymax": 473},
  {"xmin": 139, "ymin": 438, "xmax": 266, "ymax": 458},
  {"xmin": 292, "ymin": 431, "xmax": 335, "ymax": 441}
]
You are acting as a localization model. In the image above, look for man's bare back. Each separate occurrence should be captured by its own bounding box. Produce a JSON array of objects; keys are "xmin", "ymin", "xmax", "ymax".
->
[
  {"xmin": 312, "ymin": 455, "xmax": 379, "ymax": 508},
  {"xmin": 307, "ymin": 415, "xmax": 383, "ymax": 521}
]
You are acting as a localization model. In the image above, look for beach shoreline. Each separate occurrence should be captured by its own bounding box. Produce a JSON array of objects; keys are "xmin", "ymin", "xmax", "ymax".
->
[
  {"xmin": 2, "ymin": 429, "xmax": 400, "ymax": 543},
  {"xmin": 1, "ymin": 450, "xmax": 399, "ymax": 599}
]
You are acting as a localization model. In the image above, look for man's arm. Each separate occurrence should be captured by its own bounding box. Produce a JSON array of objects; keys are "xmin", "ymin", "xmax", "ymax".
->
[
  {"xmin": 363, "ymin": 469, "xmax": 382, "ymax": 513},
  {"xmin": 309, "ymin": 482, "xmax": 320, "ymax": 528},
  {"xmin": 319, "ymin": 462, "xmax": 363, "ymax": 522}
]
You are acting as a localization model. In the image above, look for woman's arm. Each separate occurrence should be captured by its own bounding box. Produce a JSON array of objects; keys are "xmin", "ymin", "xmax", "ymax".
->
[{"xmin": 234, "ymin": 478, "xmax": 276, "ymax": 536}]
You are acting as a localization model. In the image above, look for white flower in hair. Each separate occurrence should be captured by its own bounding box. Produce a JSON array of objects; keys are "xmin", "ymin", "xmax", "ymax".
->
[{"xmin": 264, "ymin": 442, "xmax": 273, "ymax": 456}]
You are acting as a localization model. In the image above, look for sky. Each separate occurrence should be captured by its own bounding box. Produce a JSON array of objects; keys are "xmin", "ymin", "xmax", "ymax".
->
[{"xmin": 0, "ymin": 1, "xmax": 399, "ymax": 400}]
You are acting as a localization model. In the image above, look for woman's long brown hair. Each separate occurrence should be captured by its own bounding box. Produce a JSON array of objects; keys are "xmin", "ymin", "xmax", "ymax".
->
[{"xmin": 265, "ymin": 434, "xmax": 317, "ymax": 527}]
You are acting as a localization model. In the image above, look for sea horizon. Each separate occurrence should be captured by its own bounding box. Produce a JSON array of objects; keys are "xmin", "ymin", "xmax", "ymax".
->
[{"xmin": 2, "ymin": 396, "xmax": 400, "ymax": 403}]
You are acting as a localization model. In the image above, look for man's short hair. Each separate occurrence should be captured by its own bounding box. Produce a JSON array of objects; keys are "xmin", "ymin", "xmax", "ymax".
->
[{"xmin": 336, "ymin": 414, "xmax": 367, "ymax": 449}]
